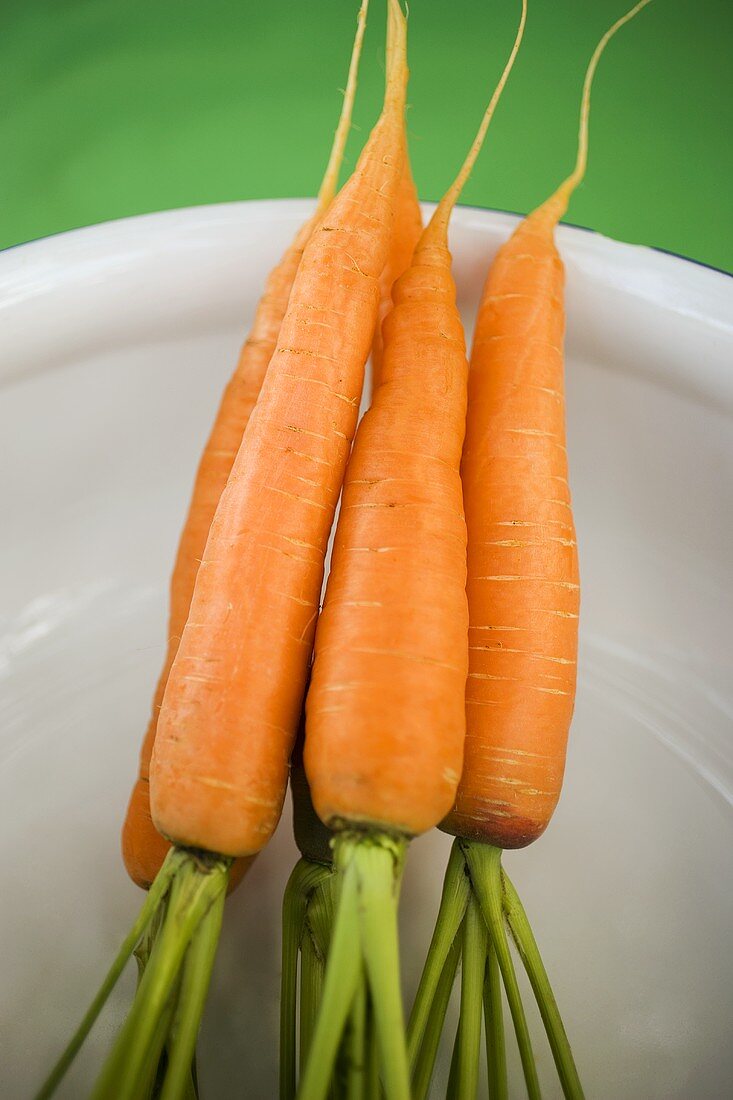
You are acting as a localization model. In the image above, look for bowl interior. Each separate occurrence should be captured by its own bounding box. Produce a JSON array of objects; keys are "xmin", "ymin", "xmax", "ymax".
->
[{"xmin": 1, "ymin": 201, "xmax": 732, "ymax": 1098}]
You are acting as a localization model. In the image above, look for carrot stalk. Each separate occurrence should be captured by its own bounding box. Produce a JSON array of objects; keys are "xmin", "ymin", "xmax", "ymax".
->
[
  {"xmin": 300, "ymin": 930, "xmax": 327, "ymax": 1081},
  {"xmin": 412, "ymin": 934, "xmax": 462, "ymax": 1100},
  {"xmin": 484, "ymin": 940, "xmax": 507, "ymax": 1100},
  {"xmin": 354, "ymin": 836, "xmax": 411, "ymax": 1100},
  {"xmin": 136, "ymin": 975, "xmax": 181, "ymax": 1100},
  {"xmin": 407, "ymin": 840, "xmax": 469, "ymax": 1067},
  {"xmin": 159, "ymin": 888, "xmax": 226, "ymax": 1100},
  {"xmin": 280, "ymin": 860, "xmax": 330, "ymax": 1100},
  {"xmin": 297, "ymin": 852, "xmax": 363, "ymax": 1100},
  {"xmin": 462, "ymin": 842, "xmax": 540, "ymax": 1100},
  {"xmin": 33, "ymin": 847, "xmax": 183, "ymax": 1100},
  {"xmin": 89, "ymin": 855, "xmax": 229, "ymax": 1100},
  {"xmin": 446, "ymin": 1024, "xmax": 461, "ymax": 1100},
  {"xmin": 365, "ymin": 1004, "xmax": 382, "ymax": 1100},
  {"xmin": 455, "ymin": 895, "xmax": 488, "ymax": 1100},
  {"xmin": 345, "ymin": 979, "xmax": 368, "ymax": 1100},
  {"xmin": 502, "ymin": 872, "xmax": 584, "ymax": 1100}
]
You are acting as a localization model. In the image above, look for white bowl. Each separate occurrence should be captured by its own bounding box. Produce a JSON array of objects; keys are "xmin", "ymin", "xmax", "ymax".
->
[{"xmin": 1, "ymin": 201, "xmax": 732, "ymax": 1098}]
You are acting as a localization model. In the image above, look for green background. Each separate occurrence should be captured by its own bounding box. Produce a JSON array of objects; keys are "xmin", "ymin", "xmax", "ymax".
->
[{"xmin": 2, "ymin": 0, "xmax": 731, "ymax": 271}]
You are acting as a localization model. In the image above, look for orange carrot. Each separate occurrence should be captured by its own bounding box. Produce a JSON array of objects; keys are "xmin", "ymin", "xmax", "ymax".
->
[
  {"xmin": 445, "ymin": 0, "xmax": 653, "ymax": 851},
  {"xmin": 408, "ymin": 10, "xmax": 654, "ymax": 1100},
  {"xmin": 149, "ymin": 0, "xmax": 409, "ymax": 860},
  {"xmin": 305, "ymin": 7, "xmax": 525, "ymax": 844},
  {"xmin": 121, "ymin": 0, "xmax": 370, "ymax": 889},
  {"xmin": 371, "ymin": 151, "xmax": 422, "ymax": 394},
  {"xmin": 298, "ymin": 12, "xmax": 525, "ymax": 1097}
]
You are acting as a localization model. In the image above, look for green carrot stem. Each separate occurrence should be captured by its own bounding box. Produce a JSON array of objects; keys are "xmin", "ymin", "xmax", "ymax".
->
[
  {"xmin": 136, "ymin": 902, "xmax": 166, "ymax": 984},
  {"xmin": 350, "ymin": 835, "xmax": 410, "ymax": 1100},
  {"xmin": 297, "ymin": 850, "xmax": 362, "ymax": 1100},
  {"xmin": 407, "ymin": 840, "xmax": 470, "ymax": 1068},
  {"xmin": 411, "ymin": 933, "xmax": 461, "ymax": 1100},
  {"xmin": 446, "ymin": 1022, "xmax": 461, "ymax": 1100},
  {"xmin": 364, "ymin": 1000, "xmax": 382, "ymax": 1100},
  {"xmin": 308, "ymin": 869, "xmax": 337, "ymax": 961},
  {"xmin": 484, "ymin": 938, "xmax": 507, "ymax": 1100},
  {"xmin": 300, "ymin": 926, "xmax": 326, "ymax": 1077},
  {"xmin": 502, "ymin": 871, "xmax": 584, "ymax": 1100},
  {"xmin": 137, "ymin": 976, "xmax": 178, "ymax": 1100},
  {"xmin": 33, "ymin": 847, "xmax": 183, "ymax": 1100},
  {"xmin": 462, "ymin": 841, "xmax": 540, "ymax": 1100},
  {"xmin": 280, "ymin": 860, "xmax": 331, "ymax": 1100},
  {"xmin": 345, "ymin": 976, "xmax": 368, "ymax": 1100},
  {"xmin": 90, "ymin": 851, "xmax": 230, "ymax": 1100},
  {"xmin": 159, "ymin": 877, "xmax": 226, "ymax": 1100},
  {"xmin": 455, "ymin": 894, "xmax": 488, "ymax": 1100}
]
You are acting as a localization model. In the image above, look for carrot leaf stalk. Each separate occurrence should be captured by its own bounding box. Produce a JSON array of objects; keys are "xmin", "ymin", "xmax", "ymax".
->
[
  {"xmin": 410, "ymin": 839, "xmax": 585, "ymax": 1100},
  {"xmin": 463, "ymin": 842, "xmax": 540, "ymax": 1100},
  {"xmin": 455, "ymin": 895, "xmax": 489, "ymax": 1098},
  {"xmin": 407, "ymin": 840, "xmax": 470, "ymax": 1067},
  {"xmin": 411, "ymin": 934, "xmax": 462, "ymax": 1100},
  {"xmin": 33, "ymin": 847, "xmax": 184, "ymax": 1100},
  {"xmin": 89, "ymin": 852, "xmax": 230, "ymax": 1100},
  {"xmin": 280, "ymin": 859, "xmax": 332, "ymax": 1100},
  {"xmin": 298, "ymin": 833, "xmax": 409, "ymax": 1100},
  {"xmin": 502, "ymin": 871, "xmax": 584, "ymax": 1100},
  {"xmin": 364, "ymin": 1002, "xmax": 381, "ymax": 1100},
  {"xmin": 344, "ymin": 976, "xmax": 368, "ymax": 1100},
  {"xmin": 484, "ymin": 939, "xmax": 507, "ymax": 1100},
  {"xmin": 158, "ymin": 883, "xmax": 226, "ymax": 1100}
]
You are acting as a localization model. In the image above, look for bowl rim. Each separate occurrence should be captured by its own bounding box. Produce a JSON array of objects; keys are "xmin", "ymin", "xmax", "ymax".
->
[{"xmin": 1, "ymin": 197, "xmax": 730, "ymax": 281}]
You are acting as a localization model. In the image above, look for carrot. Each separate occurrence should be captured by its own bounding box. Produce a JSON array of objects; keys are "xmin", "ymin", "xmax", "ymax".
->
[
  {"xmin": 298, "ymin": 10, "xmax": 526, "ymax": 1098},
  {"xmin": 122, "ymin": 0, "xmax": 370, "ymax": 892},
  {"xmin": 409, "ymin": 6, "xmax": 654, "ymax": 1099},
  {"xmin": 447, "ymin": 0, "xmax": 653, "ymax": 852},
  {"xmin": 149, "ymin": 0, "xmax": 408, "ymax": 861},
  {"xmin": 371, "ymin": 151, "xmax": 423, "ymax": 394}
]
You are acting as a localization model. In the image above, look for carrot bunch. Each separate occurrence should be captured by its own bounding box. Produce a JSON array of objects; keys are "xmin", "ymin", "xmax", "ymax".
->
[
  {"xmin": 407, "ymin": 4, "xmax": 653, "ymax": 1099},
  {"xmin": 33, "ymin": 0, "xmax": 660, "ymax": 1097}
]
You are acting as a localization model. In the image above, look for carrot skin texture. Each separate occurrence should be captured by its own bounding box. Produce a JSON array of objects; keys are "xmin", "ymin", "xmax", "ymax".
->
[
  {"xmin": 305, "ymin": 228, "xmax": 470, "ymax": 838},
  {"xmin": 150, "ymin": 33, "xmax": 408, "ymax": 859},
  {"xmin": 443, "ymin": 200, "xmax": 580, "ymax": 850}
]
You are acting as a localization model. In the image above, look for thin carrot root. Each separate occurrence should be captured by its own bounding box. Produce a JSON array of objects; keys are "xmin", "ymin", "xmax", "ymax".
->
[
  {"xmin": 409, "ymin": 838, "xmax": 584, "ymax": 1100},
  {"xmin": 297, "ymin": 833, "xmax": 409, "ymax": 1100}
]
